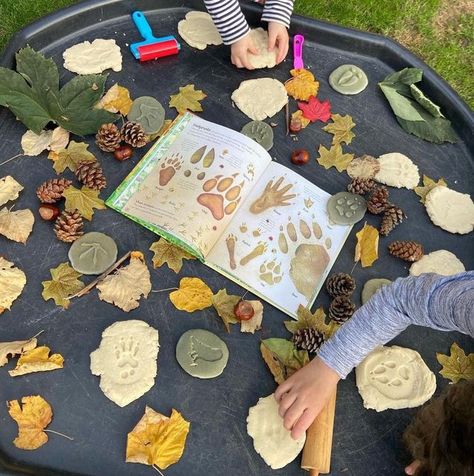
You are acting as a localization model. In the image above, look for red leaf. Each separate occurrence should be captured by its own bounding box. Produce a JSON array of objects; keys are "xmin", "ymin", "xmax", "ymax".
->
[{"xmin": 298, "ymin": 96, "xmax": 332, "ymax": 123}]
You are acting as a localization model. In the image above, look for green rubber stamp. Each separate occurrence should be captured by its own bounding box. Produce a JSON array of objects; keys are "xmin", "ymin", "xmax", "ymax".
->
[
  {"xmin": 128, "ymin": 96, "xmax": 165, "ymax": 134},
  {"xmin": 329, "ymin": 64, "xmax": 368, "ymax": 95},
  {"xmin": 241, "ymin": 120, "xmax": 274, "ymax": 151},
  {"xmin": 327, "ymin": 192, "xmax": 367, "ymax": 225}
]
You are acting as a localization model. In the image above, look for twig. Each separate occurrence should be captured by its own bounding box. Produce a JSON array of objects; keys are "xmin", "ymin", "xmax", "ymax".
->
[
  {"xmin": 350, "ymin": 260, "xmax": 358, "ymax": 275},
  {"xmin": 151, "ymin": 287, "xmax": 178, "ymax": 293},
  {"xmin": 0, "ymin": 154, "xmax": 23, "ymax": 167},
  {"xmin": 241, "ymin": 290, "xmax": 249, "ymax": 300},
  {"xmin": 44, "ymin": 429, "xmax": 74, "ymax": 441},
  {"xmin": 285, "ymin": 103, "xmax": 290, "ymax": 136},
  {"xmin": 67, "ymin": 251, "xmax": 132, "ymax": 299},
  {"xmin": 152, "ymin": 465, "xmax": 165, "ymax": 476}
]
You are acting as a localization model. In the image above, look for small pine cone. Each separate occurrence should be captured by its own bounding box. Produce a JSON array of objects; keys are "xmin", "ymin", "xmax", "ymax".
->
[
  {"xmin": 36, "ymin": 178, "xmax": 72, "ymax": 203},
  {"xmin": 121, "ymin": 121, "xmax": 147, "ymax": 148},
  {"xmin": 292, "ymin": 328, "xmax": 325, "ymax": 354},
  {"xmin": 388, "ymin": 240, "xmax": 424, "ymax": 262},
  {"xmin": 347, "ymin": 178, "xmax": 375, "ymax": 195},
  {"xmin": 367, "ymin": 186, "xmax": 389, "ymax": 214},
  {"xmin": 75, "ymin": 159, "xmax": 107, "ymax": 191},
  {"xmin": 380, "ymin": 204, "xmax": 405, "ymax": 236},
  {"xmin": 326, "ymin": 272, "xmax": 356, "ymax": 298},
  {"xmin": 96, "ymin": 123, "xmax": 121, "ymax": 152},
  {"xmin": 54, "ymin": 210, "xmax": 84, "ymax": 243},
  {"xmin": 329, "ymin": 296, "xmax": 356, "ymax": 324}
]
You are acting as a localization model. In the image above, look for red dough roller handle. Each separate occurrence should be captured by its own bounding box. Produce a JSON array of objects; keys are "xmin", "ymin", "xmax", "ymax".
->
[{"xmin": 138, "ymin": 40, "xmax": 179, "ymax": 62}]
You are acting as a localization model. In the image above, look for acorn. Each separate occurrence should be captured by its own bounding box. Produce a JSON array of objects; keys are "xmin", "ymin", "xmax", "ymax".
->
[
  {"xmin": 114, "ymin": 144, "xmax": 133, "ymax": 161},
  {"xmin": 234, "ymin": 300, "xmax": 255, "ymax": 321},
  {"xmin": 38, "ymin": 204, "xmax": 60, "ymax": 221},
  {"xmin": 291, "ymin": 149, "xmax": 309, "ymax": 165}
]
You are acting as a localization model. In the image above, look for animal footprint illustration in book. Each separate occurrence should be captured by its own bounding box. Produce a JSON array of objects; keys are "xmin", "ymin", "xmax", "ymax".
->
[
  {"xmin": 197, "ymin": 174, "xmax": 243, "ymax": 220},
  {"xmin": 250, "ymin": 176, "xmax": 296, "ymax": 214},
  {"xmin": 190, "ymin": 145, "xmax": 215, "ymax": 168},
  {"xmin": 159, "ymin": 153, "xmax": 182, "ymax": 186},
  {"xmin": 225, "ymin": 234, "xmax": 238, "ymax": 270},
  {"xmin": 259, "ymin": 260, "xmax": 283, "ymax": 285},
  {"xmin": 240, "ymin": 242, "xmax": 267, "ymax": 266},
  {"xmin": 278, "ymin": 218, "xmax": 323, "ymax": 253},
  {"xmin": 115, "ymin": 337, "xmax": 139, "ymax": 380}
]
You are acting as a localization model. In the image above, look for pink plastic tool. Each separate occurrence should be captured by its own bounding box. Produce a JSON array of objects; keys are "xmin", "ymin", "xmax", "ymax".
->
[{"xmin": 293, "ymin": 34, "xmax": 304, "ymax": 69}]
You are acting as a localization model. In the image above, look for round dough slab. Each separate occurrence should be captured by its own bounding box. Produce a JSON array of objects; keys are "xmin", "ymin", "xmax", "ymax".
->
[
  {"xmin": 231, "ymin": 78, "xmax": 288, "ymax": 121},
  {"xmin": 68, "ymin": 232, "xmax": 118, "ymax": 275},
  {"xmin": 247, "ymin": 394, "xmax": 305, "ymax": 469},
  {"xmin": 425, "ymin": 186, "xmax": 474, "ymax": 234},
  {"xmin": 375, "ymin": 153, "xmax": 419, "ymax": 189},
  {"xmin": 329, "ymin": 64, "xmax": 368, "ymax": 95},
  {"xmin": 63, "ymin": 39, "xmax": 122, "ymax": 74},
  {"xmin": 241, "ymin": 120, "xmax": 274, "ymax": 150},
  {"xmin": 178, "ymin": 11, "xmax": 222, "ymax": 50},
  {"xmin": 409, "ymin": 250, "xmax": 465, "ymax": 276},
  {"xmin": 127, "ymin": 96, "xmax": 165, "ymax": 135},
  {"xmin": 356, "ymin": 345, "xmax": 436, "ymax": 412},
  {"xmin": 327, "ymin": 192, "xmax": 367, "ymax": 225},
  {"xmin": 176, "ymin": 329, "xmax": 229, "ymax": 379},
  {"xmin": 361, "ymin": 278, "xmax": 392, "ymax": 304},
  {"xmin": 248, "ymin": 28, "xmax": 277, "ymax": 69}
]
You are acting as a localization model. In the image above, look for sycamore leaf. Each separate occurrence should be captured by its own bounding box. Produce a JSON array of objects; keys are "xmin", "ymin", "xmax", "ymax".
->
[
  {"xmin": 9, "ymin": 346, "xmax": 64, "ymax": 377},
  {"xmin": 0, "ymin": 208, "xmax": 34, "ymax": 243},
  {"xmin": 170, "ymin": 277, "xmax": 213, "ymax": 313},
  {"xmin": 284, "ymin": 304, "xmax": 340, "ymax": 339},
  {"xmin": 63, "ymin": 185, "xmax": 105, "ymax": 220},
  {"xmin": 53, "ymin": 141, "xmax": 96, "ymax": 174},
  {"xmin": 298, "ymin": 96, "xmax": 331, "ymax": 122},
  {"xmin": 96, "ymin": 83, "xmax": 133, "ymax": 115},
  {"xmin": 21, "ymin": 130, "xmax": 54, "ymax": 156},
  {"xmin": 7, "ymin": 395, "xmax": 53, "ymax": 450},
  {"xmin": 211, "ymin": 289, "xmax": 240, "ymax": 332},
  {"xmin": 290, "ymin": 110, "xmax": 310, "ymax": 131},
  {"xmin": 49, "ymin": 127, "xmax": 70, "ymax": 152},
  {"xmin": 414, "ymin": 175, "xmax": 447, "ymax": 204},
  {"xmin": 41, "ymin": 262, "xmax": 85, "ymax": 309},
  {"xmin": 0, "ymin": 176, "xmax": 23, "ymax": 207},
  {"xmin": 126, "ymin": 406, "xmax": 190, "ymax": 470},
  {"xmin": 323, "ymin": 114, "xmax": 356, "ymax": 145},
  {"xmin": 169, "ymin": 84, "xmax": 206, "ymax": 114},
  {"xmin": 0, "ymin": 257, "xmax": 26, "ymax": 314},
  {"xmin": 317, "ymin": 144, "xmax": 354, "ymax": 172},
  {"xmin": 240, "ymin": 300, "xmax": 264, "ymax": 334},
  {"xmin": 436, "ymin": 342, "xmax": 474, "ymax": 383},
  {"xmin": 285, "ymin": 68, "xmax": 319, "ymax": 101},
  {"xmin": 149, "ymin": 238, "xmax": 196, "ymax": 273},
  {"xmin": 260, "ymin": 338, "xmax": 309, "ymax": 384},
  {"xmin": 0, "ymin": 337, "xmax": 37, "ymax": 367},
  {"xmin": 354, "ymin": 223, "xmax": 379, "ymax": 268},
  {"xmin": 96, "ymin": 252, "xmax": 151, "ymax": 312}
]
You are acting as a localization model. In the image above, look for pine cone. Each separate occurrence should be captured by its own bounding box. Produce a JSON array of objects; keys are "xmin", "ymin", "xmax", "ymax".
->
[
  {"xmin": 75, "ymin": 160, "xmax": 107, "ymax": 191},
  {"xmin": 292, "ymin": 328, "xmax": 325, "ymax": 354},
  {"xmin": 96, "ymin": 123, "xmax": 121, "ymax": 152},
  {"xmin": 54, "ymin": 210, "xmax": 84, "ymax": 243},
  {"xmin": 367, "ymin": 186, "xmax": 389, "ymax": 214},
  {"xmin": 329, "ymin": 296, "xmax": 356, "ymax": 324},
  {"xmin": 380, "ymin": 204, "xmax": 405, "ymax": 236},
  {"xmin": 347, "ymin": 178, "xmax": 375, "ymax": 195},
  {"xmin": 36, "ymin": 178, "xmax": 72, "ymax": 203},
  {"xmin": 326, "ymin": 272, "xmax": 356, "ymax": 298},
  {"xmin": 121, "ymin": 121, "xmax": 147, "ymax": 148},
  {"xmin": 388, "ymin": 240, "xmax": 424, "ymax": 262}
]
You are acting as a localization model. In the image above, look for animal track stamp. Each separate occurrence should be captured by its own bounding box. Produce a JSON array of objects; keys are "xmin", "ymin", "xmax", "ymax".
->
[{"xmin": 159, "ymin": 153, "xmax": 182, "ymax": 186}]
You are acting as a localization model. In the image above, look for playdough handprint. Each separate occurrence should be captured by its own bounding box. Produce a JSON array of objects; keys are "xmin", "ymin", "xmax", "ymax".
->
[{"xmin": 250, "ymin": 176, "xmax": 296, "ymax": 214}]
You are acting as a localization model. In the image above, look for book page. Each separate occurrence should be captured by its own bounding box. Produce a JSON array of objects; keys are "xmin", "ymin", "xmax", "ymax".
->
[
  {"xmin": 206, "ymin": 162, "xmax": 352, "ymax": 317},
  {"xmin": 106, "ymin": 113, "xmax": 271, "ymax": 257}
]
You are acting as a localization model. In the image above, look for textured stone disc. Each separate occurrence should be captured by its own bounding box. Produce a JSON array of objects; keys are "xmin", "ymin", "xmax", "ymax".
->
[
  {"xmin": 361, "ymin": 278, "xmax": 392, "ymax": 304},
  {"xmin": 241, "ymin": 120, "xmax": 274, "ymax": 150},
  {"xmin": 327, "ymin": 192, "xmax": 367, "ymax": 225},
  {"xmin": 127, "ymin": 96, "xmax": 165, "ymax": 135},
  {"xmin": 329, "ymin": 64, "xmax": 368, "ymax": 95}
]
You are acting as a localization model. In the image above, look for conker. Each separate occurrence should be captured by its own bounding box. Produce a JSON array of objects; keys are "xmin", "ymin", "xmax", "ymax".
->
[
  {"xmin": 291, "ymin": 148, "xmax": 309, "ymax": 165},
  {"xmin": 234, "ymin": 300, "xmax": 255, "ymax": 321},
  {"xmin": 289, "ymin": 117, "xmax": 302, "ymax": 134},
  {"xmin": 39, "ymin": 204, "xmax": 60, "ymax": 221},
  {"xmin": 114, "ymin": 144, "xmax": 133, "ymax": 161}
]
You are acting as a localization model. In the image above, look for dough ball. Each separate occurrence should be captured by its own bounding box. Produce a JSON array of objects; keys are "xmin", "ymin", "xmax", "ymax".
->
[
  {"xmin": 248, "ymin": 28, "xmax": 277, "ymax": 69},
  {"xmin": 178, "ymin": 11, "xmax": 222, "ymax": 50},
  {"xmin": 409, "ymin": 250, "xmax": 465, "ymax": 276},
  {"xmin": 375, "ymin": 153, "xmax": 419, "ymax": 189},
  {"xmin": 63, "ymin": 39, "xmax": 122, "ymax": 74}
]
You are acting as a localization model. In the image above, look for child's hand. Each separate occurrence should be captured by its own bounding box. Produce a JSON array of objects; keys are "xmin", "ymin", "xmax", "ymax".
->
[
  {"xmin": 231, "ymin": 33, "xmax": 258, "ymax": 69},
  {"xmin": 268, "ymin": 21, "xmax": 289, "ymax": 64},
  {"xmin": 274, "ymin": 356, "xmax": 340, "ymax": 440}
]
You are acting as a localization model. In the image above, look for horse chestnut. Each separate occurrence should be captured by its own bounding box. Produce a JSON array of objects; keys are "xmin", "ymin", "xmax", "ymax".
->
[
  {"xmin": 234, "ymin": 300, "xmax": 255, "ymax": 321},
  {"xmin": 291, "ymin": 149, "xmax": 309, "ymax": 165},
  {"xmin": 114, "ymin": 145, "xmax": 133, "ymax": 161}
]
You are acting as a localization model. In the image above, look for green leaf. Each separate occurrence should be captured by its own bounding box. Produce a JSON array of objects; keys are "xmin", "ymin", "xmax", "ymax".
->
[
  {"xmin": 382, "ymin": 67, "xmax": 423, "ymax": 85},
  {"xmin": 410, "ymin": 84, "xmax": 444, "ymax": 118},
  {"xmin": 396, "ymin": 115, "xmax": 457, "ymax": 144},
  {"xmin": 379, "ymin": 84, "xmax": 425, "ymax": 121},
  {"xmin": 53, "ymin": 141, "xmax": 96, "ymax": 174},
  {"xmin": 62, "ymin": 186, "xmax": 106, "ymax": 220}
]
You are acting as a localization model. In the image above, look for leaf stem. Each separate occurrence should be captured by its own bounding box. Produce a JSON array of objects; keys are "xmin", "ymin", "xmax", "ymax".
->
[
  {"xmin": 151, "ymin": 287, "xmax": 178, "ymax": 293},
  {"xmin": 0, "ymin": 154, "xmax": 23, "ymax": 167},
  {"xmin": 44, "ymin": 429, "xmax": 74, "ymax": 441},
  {"xmin": 152, "ymin": 465, "xmax": 165, "ymax": 476}
]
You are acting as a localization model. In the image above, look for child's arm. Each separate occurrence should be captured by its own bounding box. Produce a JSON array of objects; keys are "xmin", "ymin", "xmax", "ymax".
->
[
  {"xmin": 261, "ymin": 0, "xmax": 294, "ymax": 63},
  {"xmin": 275, "ymin": 271, "xmax": 474, "ymax": 439}
]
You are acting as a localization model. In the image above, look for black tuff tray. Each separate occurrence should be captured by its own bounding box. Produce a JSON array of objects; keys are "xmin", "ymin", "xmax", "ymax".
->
[{"xmin": 0, "ymin": 1, "xmax": 473, "ymax": 475}]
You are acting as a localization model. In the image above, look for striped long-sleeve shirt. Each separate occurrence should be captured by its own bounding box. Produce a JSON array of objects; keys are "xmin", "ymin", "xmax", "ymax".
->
[
  {"xmin": 318, "ymin": 272, "xmax": 474, "ymax": 379},
  {"xmin": 203, "ymin": 0, "xmax": 294, "ymax": 45}
]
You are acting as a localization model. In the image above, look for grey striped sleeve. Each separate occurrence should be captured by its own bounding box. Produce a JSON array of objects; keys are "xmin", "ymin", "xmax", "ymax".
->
[{"xmin": 318, "ymin": 272, "xmax": 474, "ymax": 379}]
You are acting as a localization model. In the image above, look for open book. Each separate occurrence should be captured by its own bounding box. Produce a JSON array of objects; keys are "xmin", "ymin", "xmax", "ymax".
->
[{"xmin": 107, "ymin": 113, "xmax": 352, "ymax": 318}]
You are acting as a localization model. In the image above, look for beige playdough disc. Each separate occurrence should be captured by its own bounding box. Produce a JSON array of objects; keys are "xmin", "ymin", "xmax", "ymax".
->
[
  {"xmin": 375, "ymin": 152, "xmax": 419, "ymax": 189},
  {"xmin": 63, "ymin": 39, "xmax": 122, "ymax": 74},
  {"xmin": 178, "ymin": 11, "xmax": 222, "ymax": 50},
  {"xmin": 247, "ymin": 394, "xmax": 305, "ymax": 469},
  {"xmin": 356, "ymin": 345, "xmax": 436, "ymax": 412},
  {"xmin": 425, "ymin": 186, "xmax": 474, "ymax": 234},
  {"xmin": 231, "ymin": 78, "xmax": 288, "ymax": 121},
  {"xmin": 409, "ymin": 249, "xmax": 465, "ymax": 276},
  {"xmin": 248, "ymin": 28, "xmax": 277, "ymax": 69}
]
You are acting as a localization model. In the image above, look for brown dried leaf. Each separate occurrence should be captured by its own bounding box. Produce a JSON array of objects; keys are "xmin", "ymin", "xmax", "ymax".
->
[
  {"xmin": 62, "ymin": 185, "xmax": 106, "ymax": 221},
  {"xmin": 354, "ymin": 223, "xmax": 379, "ymax": 267},
  {"xmin": 9, "ymin": 346, "xmax": 64, "ymax": 377},
  {"xmin": 41, "ymin": 263, "xmax": 85, "ymax": 309},
  {"xmin": 0, "ymin": 208, "xmax": 34, "ymax": 243},
  {"xmin": 0, "ymin": 176, "xmax": 23, "ymax": 207},
  {"xmin": 211, "ymin": 288, "xmax": 240, "ymax": 332},
  {"xmin": 0, "ymin": 257, "xmax": 26, "ymax": 314},
  {"xmin": 0, "ymin": 337, "xmax": 37, "ymax": 367},
  {"xmin": 53, "ymin": 141, "xmax": 95, "ymax": 174},
  {"xmin": 149, "ymin": 238, "xmax": 196, "ymax": 273},
  {"xmin": 96, "ymin": 84, "xmax": 133, "ymax": 115},
  {"xmin": 240, "ymin": 300, "xmax": 264, "ymax": 333},
  {"xmin": 284, "ymin": 304, "xmax": 340, "ymax": 339},
  {"xmin": 285, "ymin": 68, "xmax": 319, "ymax": 101}
]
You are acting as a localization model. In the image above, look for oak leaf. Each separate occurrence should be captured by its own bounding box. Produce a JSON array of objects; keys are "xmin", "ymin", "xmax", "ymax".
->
[
  {"xmin": 211, "ymin": 289, "xmax": 240, "ymax": 332},
  {"xmin": 240, "ymin": 300, "xmax": 264, "ymax": 334},
  {"xmin": 7, "ymin": 395, "xmax": 53, "ymax": 450},
  {"xmin": 285, "ymin": 68, "xmax": 319, "ymax": 101},
  {"xmin": 0, "ymin": 176, "xmax": 23, "ymax": 206},
  {"xmin": 284, "ymin": 304, "xmax": 340, "ymax": 339},
  {"xmin": 0, "ymin": 208, "xmax": 34, "ymax": 243},
  {"xmin": 126, "ymin": 406, "xmax": 190, "ymax": 470},
  {"xmin": 53, "ymin": 141, "xmax": 96, "ymax": 174},
  {"xmin": 354, "ymin": 223, "xmax": 379, "ymax": 267},
  {"xmin": 41, "ymin": 262, "xmax": 85, "ymax": 309},
  {"xmin": 9, "ymin": 346, "xmax": 64, "ymax": 377},
  {"xmin": 414, "ymin": 175, "xmax": 447, "ymax": 204},
  {"xmin": 436, "ymin": 342, "xmax": 474, "ymax": 383},
  {"xmin": 21, "ymin": 129, "xmax": 53, "ymax": 156},
  {"xmin": 169, "ymin": 84, "xmax": 206, "ymax": 114},
  {"xmin": 0, "ymin": 257, "xmax": 27, "ymax": 314},
  {"xmin": 0, "ymin": 337, "xmax": 37, "ymax": 366},
  {"xmin": 96, "ymin": 84, "xmax": 133, "ymax": 115},
  {"xmin": 96, "ymin": 252, "xmax": 151, "ymax": 312},
  {"xmin": 170, "ymin": 277, "xmax": 213, "ymax": 312},
  {"xmin": 316, "ymin": 144, "xmax": 354, "ymax": 172},
  {"xmin": 298, "ymin": 96, "xmax": 331, "ymax": 122},
  {"xmin": 323, "ymin": 114, "xmax": 356, "ymax": 145},
  {"xmin": 62, "ymin": 185, "xmax": 106, "ymax": 220},
  {"xmin": 149, "ymin": 238, "xmax": 196, "ymax": 273}
]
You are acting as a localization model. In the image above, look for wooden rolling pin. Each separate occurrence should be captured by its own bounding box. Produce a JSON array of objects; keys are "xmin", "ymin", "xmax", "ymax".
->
[{"xmin": 301, "ymin": 389, "xmax": 337, "ymax": 475}]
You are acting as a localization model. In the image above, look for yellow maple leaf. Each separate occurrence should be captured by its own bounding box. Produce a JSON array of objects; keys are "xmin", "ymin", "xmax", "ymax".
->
[
  {"xmin": 436, "ymin": 342, "xmax": 474, "ymax": 383},
  {"xmin": 7, "ymin": 395, "xmax": 53, "ymax": 450},
  {"xmin": 354, "ymin": 223, "xmax": 379, "ymax": 267},
  {"xmin": 0, "ymin": 257, "xmax": 26, "ymax": 314},
  {"xmin": 211, "ymin": 289, "xmax": 240, "ymax": 332},
  {"xmin": 284, "ymin": 304, "xmax": 340, "ymax": 339},
  {"xmin": 41, "ymin": 262, "xmax": 85, "ymax": 309},
  {"xmin": 414, "ymin": 175, "xmax": 447, "ymax": 204},
  {"xmin": 169, "ymin": 84, "xmax": 206, "ymax": 114},
  {"xmin": 323, "ymin": 114, "xmax": 356, "ymax": 145},
  {"xmin": 0, "ymin": 337, "xmax": 37, "ymax": 367},
  {"xmin": 9, "ymin": 346, "xmax": 64, "ymax": 377},
  {"xmin": 126, "ymin": 406, "xmax": 190, "ymax": 470},
  {"xmin": 317, "ymin": 144, "xmax": 354, "ymax": 172},
  {"xmin": 53, "ymin": 141, "xmax": 96, "ymax": 174},
  {"xmin": 149, "ymin": 238, "xmax": 196, "ymax": 274},
  {"xmin": 62, "ymin": 185, "xmax": 106, "ymax": 220},
  {"xmin": 96, "ymin": 84, "xmax": 133, "ymax": 115},
  {"xmin": 285, "ymin": 68, "xmax": 319, "ymax": 101},
  {"xmin": 169, "ymin": 277, "xmax": 213, "ymax": 312}
]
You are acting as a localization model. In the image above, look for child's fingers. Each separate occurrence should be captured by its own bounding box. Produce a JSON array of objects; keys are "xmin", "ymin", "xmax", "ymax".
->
[
  {"xmin": 268, "ymin": 31, "xmax": 278, "ymax": 51},
  {"xmin": 278, "ymin": 391, "xmax": 297, "ymax": 418},
  {"xmin": 276, "ymin": 37, "xmax": 289, "ymax": 63},
  {"xmin": 290, "ymin": 408, "xmax": 315, "ymax": 440},
  {"xmin": 241, "ymin": 54, "xmax": 255, "ymax": 70},
  {"xmin": 274, "ymin": 381, "xmax": 291, "ymax": 401},
  {"xmin": 282, "ymin": 399, "xmax": 305, "ymax": 431},
  {"xmin": 248, "ymin": 45, "xmax": 259, "ymax": 56}
]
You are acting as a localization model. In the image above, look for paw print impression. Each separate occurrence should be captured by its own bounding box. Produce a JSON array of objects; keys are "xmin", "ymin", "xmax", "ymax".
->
[
  {"xmin": 115, "ymin": 337, "xmax": 140, "ymax": 380},
  {"xmin": 259, "ymin": 260, "xmax": 282, "ymax": 285},
  {"xmin": 370, "ymin": 360, "xmax": 413, "ymax": 398},
  {"xmin": 197, "ymin": 174, "xmax": 243, "ymax": 220},
  {"xmin": 159, "ymin": 153, "xmax": 182, "ymax": 186}
]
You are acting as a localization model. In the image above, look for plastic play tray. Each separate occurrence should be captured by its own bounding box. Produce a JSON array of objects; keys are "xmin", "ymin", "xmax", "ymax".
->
[{"xmin": 0, "ymin": 1, "xmax": 472, "ymax": 475}]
